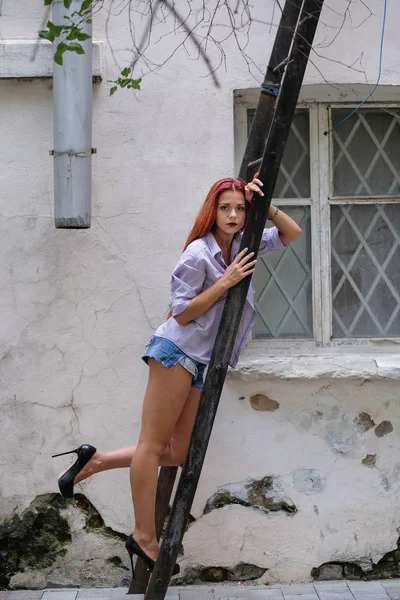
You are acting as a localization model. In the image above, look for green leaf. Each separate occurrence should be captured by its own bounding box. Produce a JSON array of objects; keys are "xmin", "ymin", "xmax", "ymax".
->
[
  {"xmin": 47, "ymin": 20, "xmax": 63, "ymax": 37},
  {"xmin": 110, "ymin": 86, "xmax": 118, "ymax": 96},
  {"xmin": 66, "ymin": 42, "xmax": 85, "ymax": 54},
  {"xmin": 44, "ymin": 0, "xmax": 53, "ymax": 5},
  {"xmin": 131, "ymin": 78, "xmax": 141, "ymax": 90},
  {"xmin": 86, "ymin": 19, "xmax": 92, "ymax": 23},
  {"xmin": 64, "ymin": 0, "xmax": 73, "ymax": 8},
  {"xmin": 54, "ymin": 42, "xmax": 68, "ymax": 65},
  {"xmin": 75, "ymin": 31, "xmax": 91, "ymax": 41},
  {"xmin": 67, "ymin": 29, "xmax": 91, "ymax": 42},
  {"xmin": 80, "ymin": 0, "xmax": 92, "ymax": 13},
  {"xmin": 66, "ymin": 28, "xmax": 78, "ymax": 40},
  {"xmin": 39, "ymin": 29, "xmax": 55, "ymax": 42},
  {"xmin": 54, "ymin": 52, "xmax": 64, "ymax": 66},
  {"xmin": 120, "ymin": 79, "xmax": 130, "ymax": 88},
  {"xmin": 121, "ymin": 67, "xmax": 131, "ymax": 77}
]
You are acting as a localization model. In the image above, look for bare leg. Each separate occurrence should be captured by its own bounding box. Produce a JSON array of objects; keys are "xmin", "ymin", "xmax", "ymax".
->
[
  {"xmin": 74, "ymin": 446, "xmax": 136, "ymax": 484},
  {"xmin": 165, "ymin": 385, "xmax": 201, "ymax": 464},
  {"xmin": 74, "ymin": 386, "xmax": 201, "ymax": 484},
  {"xmin": 130, "ymin": 359, "xmax": 193, "ymax": 561}
]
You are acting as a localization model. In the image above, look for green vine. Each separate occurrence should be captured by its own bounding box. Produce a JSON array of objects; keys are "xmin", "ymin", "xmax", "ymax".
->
[{"xmin": 40, "ymin": 0, "xmax": 141, "ymax": 94}]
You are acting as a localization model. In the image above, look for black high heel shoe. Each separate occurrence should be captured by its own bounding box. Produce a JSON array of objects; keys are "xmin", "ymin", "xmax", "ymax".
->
[
  {"xmin": 52, "ymin": 444, "xmax": 97, "ymax": 500},
  {"xmin": 125, "ymin": 534, "xmax": 180, "ymax": 579}
]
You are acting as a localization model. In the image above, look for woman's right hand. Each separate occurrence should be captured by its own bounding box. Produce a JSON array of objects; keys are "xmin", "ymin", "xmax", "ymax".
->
[{"xmin": 220, "ymin": 248, "xmax": 257, "ymax": 290}]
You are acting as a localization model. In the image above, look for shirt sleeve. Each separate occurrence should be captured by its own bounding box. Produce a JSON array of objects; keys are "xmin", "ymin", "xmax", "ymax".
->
[
  {"xmin": 258, "ymin": 226, "xmax": 285, "ymax": 256},
  {"xmin": 169, "ymin": 251, "xmax": 206, "ymax": 317}
]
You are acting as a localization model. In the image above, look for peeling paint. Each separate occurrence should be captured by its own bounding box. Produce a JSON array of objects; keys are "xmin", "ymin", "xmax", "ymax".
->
[
  {"xmin": 312, "ymin": 535, "xmax": 400, "ymax": 581},
  {"xmin": 177, "ymin": 562, "xmax": 267, "ymax": 584},
  {"xmin": 292, "ymin": 469, "xmax": 326, "ymax": 495},
  {"xmin": 355, "ymin": 412, "xmax": 376, "ymax": 432},
  {"xmin": 325, "ymin": 419, "xmax": 357, "ymax": 454},
  {"xmin": 362, "ymin": 454, "xmax": 377, "ymax": 468},
  {"xmin": 1, "ymin": 494, "xmax": 129, "ymax": 590},
  {"xmin": 375, "ymin": 421, "xmax": 394, "ymax": 437},
  {"xmin": 249, "ymin": 394, "xmax": 279, "ymax": 412},
  {"xmin": 0, "ymin": 494, "xmax": 71, "ymax": 589},
  {"xmin": 204, "ymin": 476, "xmax": 296, "ymax": 516}
]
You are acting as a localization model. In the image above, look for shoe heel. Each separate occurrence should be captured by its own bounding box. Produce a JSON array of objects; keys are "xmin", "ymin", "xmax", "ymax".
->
[
  {"xmin": 127, "ymin": 551, "xmax": 135, "ymax": 580},
  {"xmin": 52, "ymin": 449, "xmax": 77, "ymax": 459}
]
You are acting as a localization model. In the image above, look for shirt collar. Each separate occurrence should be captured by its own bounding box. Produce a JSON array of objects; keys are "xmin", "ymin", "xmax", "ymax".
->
[
  {"xmin": 205, "ymin": 231, "xmax": 242, "ymax": 259},
  {"xmin": 205, "ymin": 231, "xmax": 222, "ymax": 258}
]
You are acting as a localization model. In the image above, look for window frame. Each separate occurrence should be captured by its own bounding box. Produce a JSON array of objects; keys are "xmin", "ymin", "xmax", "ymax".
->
[{"xmin": 234, "ymin": 92, "xmax": 400, "ymax": 351}]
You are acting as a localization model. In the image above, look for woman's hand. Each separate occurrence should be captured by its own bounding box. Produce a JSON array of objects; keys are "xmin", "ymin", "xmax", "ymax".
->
[
  {"xmin": 220, "ymin": 248, "xmax": 257, "ymax": 290},
  {"xmin": 245, "ymin": 172, "xmax": 264, "ymax": 201},
  {"xmin": 175, "ymin": 248, "xmax": 257, "ymax": 325}
]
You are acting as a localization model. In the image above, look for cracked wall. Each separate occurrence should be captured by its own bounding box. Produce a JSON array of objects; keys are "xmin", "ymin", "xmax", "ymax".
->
[
  {"xmin": 0, "ymin": 494, "xmax": 130, "ymax": 590},
  {"xmin": 182, "ymin": 378, "xmax": 400, "ymax": 584},
  {"xmin": 2, "ymin": 0, "xmax": 400, "ymax": 588}
]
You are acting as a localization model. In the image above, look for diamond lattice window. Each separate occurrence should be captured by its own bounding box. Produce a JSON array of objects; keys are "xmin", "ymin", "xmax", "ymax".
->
[
  {"xmin": 247, "ymin": 109, "xmax": 313, "ymax": 339},
  {"xmin": 331, "ymin": 204, "xmax": 400, "ymax": 338},
  {"xmin": 237, "ymin": 97, "xmax": 400, "ymax": 345},
  {"xmin": 332, "ymin": 108, "xmax": 400, "ymax": 197},
  {"xmin": 247, "ymin": 109, "xmax": 310, "ymax": 198},
  {"xmin": 331, "ymin": 108, "xmax": 400, "ymax": 338},
  {"xmin": 253, "ymin": 206, "xmax": 313, "ymax": 339}
]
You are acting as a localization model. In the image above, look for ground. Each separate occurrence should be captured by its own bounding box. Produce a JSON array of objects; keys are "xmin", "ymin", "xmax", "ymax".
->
[{"xmin": 2, "ymin": 580, "xmax": 400, "ymax": 600}]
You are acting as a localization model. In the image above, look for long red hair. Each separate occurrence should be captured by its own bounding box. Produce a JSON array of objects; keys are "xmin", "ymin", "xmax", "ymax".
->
[
  {"xmin": 166, "ymin": 177, "xmax": 249, "ymax": 320},
  {"xmin": 183, "ymin": 177, "xmax": 249, "ymax": 250}
]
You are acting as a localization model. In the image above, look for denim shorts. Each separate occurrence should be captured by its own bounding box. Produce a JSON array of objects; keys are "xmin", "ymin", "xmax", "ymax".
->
[{"xmin": 142, "ymin": 336, "xmax": 206, "ymax": 389}]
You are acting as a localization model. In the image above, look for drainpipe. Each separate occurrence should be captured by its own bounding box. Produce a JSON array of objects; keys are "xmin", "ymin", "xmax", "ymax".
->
[{"xmin": 52, "ymin": 0, "xmax": 93, "ymax": 228}]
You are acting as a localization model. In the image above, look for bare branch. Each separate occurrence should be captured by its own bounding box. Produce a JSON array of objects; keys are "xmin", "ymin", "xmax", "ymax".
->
[{"xmin": 39, "ymin": 0, "xmax": 377, "ymax": 95}]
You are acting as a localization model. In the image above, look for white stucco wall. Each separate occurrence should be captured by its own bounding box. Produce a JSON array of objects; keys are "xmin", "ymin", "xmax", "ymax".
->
[{"xmin": 1, "ymin": 0, "xmax": 400, "ymax": 587}]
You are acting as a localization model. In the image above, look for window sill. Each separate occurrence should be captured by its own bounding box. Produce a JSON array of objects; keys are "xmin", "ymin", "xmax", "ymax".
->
[{"xmin": 228, "ymin": 342, "xmax": 400, "ymax": 381}]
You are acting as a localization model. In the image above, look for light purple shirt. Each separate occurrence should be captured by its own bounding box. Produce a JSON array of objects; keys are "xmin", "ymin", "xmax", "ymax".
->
[{"xmin": 155, "ymin": 228, "xmax": 285, "ymax": 367}]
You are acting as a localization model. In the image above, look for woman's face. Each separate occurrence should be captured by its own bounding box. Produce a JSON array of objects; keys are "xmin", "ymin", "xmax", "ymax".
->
[{"xmin": 215, "ymin": 189, "xmax": 246, "ymax": 236}]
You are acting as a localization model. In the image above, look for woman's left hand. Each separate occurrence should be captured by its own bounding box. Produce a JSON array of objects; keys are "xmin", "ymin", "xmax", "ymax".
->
[{"xmin": 245, "ymin": 172, "xmax": 264, "ymax": 201}]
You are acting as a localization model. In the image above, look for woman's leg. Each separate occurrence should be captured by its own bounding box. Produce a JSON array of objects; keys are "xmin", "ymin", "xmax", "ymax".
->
[
  {"xmin": 74, "ymin": 386, "xmax": 201, "ymax": 484},
  {"xmin": 73, "ymin": 445, "xmax": 136, "ymax": 484},
  {"xmin": 164, "ymin": 385, "xmax": 201, "ymax": 465},
  {"xmin": 130, "ymin": 359, "xmax": 193, "ymax": 560}
]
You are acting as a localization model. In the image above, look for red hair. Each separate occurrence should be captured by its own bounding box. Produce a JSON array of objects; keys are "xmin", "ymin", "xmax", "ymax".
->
[
  {"xmin": 183, "ymin": 177, "xmax": 249, "ymax": 250},
  {"xmin": 166, "ymin": 177, "xmax": 249, "ymax": 320}
]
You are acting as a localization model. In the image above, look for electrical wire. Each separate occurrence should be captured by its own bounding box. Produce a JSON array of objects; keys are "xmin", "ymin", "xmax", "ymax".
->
[{"xmin": 324, "ymin": 0, "xmax": 388, "ymax": 135}]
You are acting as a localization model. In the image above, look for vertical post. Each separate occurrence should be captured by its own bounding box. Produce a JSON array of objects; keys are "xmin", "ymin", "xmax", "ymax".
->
[
  {"xmin": 128, "ymin": 467, "xmax": 178, "ymax": 594},
  {"xmin": 52, "ymin": 0, "xmax": 92, "ymax": 228},
  {"xmin": 145, "ymin": 2, "xmax": 324, "ymax": 599},
  {"xmin": 239, "ymin": 0, "xmax": 303, "ymax": 181}
]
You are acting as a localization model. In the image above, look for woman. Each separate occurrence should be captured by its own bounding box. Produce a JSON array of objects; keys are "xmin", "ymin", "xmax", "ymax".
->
[{"xmin": 52, "ymin": 174, "xmax": 301, "ymax": 578}]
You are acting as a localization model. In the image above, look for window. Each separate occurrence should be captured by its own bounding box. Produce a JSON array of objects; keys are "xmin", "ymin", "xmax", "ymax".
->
[{"xmin": 235, "ymin": 97, "xmax": 400, "ymax": 345}]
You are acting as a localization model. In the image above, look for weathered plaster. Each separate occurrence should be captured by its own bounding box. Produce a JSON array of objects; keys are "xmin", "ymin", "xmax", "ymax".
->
[
  {"xmin": 204, "ymin": 476, "xmax": 296, "ymax": 516},
  {"xmin": 1, "ymin": 0, "xmax": 400, "ymax": 586},
  {"xmin": 228, "ymin": 348, "xmax": 400, "ymax": 381},
  {"xmin": 0, "ymin": 495, "xmax": 129, "ymax": 590},
  {"xmin": 249, "ymin": 394, "xmax": 279, "ymax": 412},
  {"xmin": 0, "ymin": 41, "xmax": 104, "ymax": 79}
]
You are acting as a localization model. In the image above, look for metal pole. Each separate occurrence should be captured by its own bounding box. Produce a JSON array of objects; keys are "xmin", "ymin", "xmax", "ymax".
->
[
  {"xmin": 145, "ymin": 2, "xmax": 324, "ymax": 598},
  {"xmin": 238, "ymin": 0, "xmax": 303, "ymax": 181},
  {"xmin": 52, "ymin": 0, "xmax": 92, "ymax": 228}
]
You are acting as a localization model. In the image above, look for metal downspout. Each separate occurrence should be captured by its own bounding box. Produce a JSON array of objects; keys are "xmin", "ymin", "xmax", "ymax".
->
[{"xmin": 52, "ymin": 0, "xmax": 93, "ymax": 228}]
